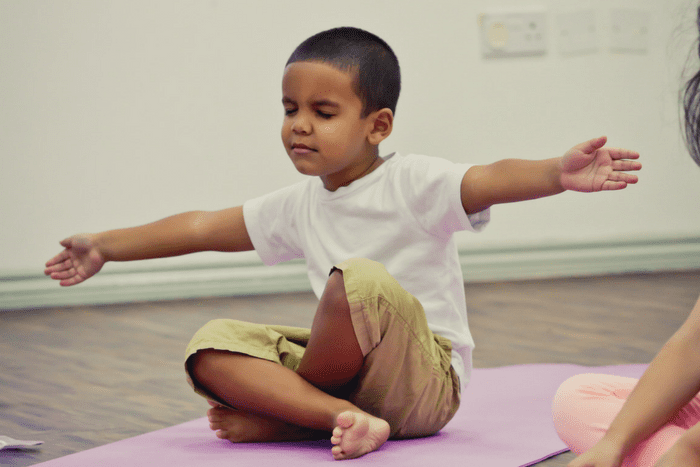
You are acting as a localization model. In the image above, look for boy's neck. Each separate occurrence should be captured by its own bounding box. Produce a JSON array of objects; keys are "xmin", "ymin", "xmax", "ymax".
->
[{"xmin": 323, "ymin": 154, "xmax": 384, "ymax": 191}]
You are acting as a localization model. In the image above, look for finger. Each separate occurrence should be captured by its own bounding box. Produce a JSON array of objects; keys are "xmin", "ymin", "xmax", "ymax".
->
[
  {"xmin": 206, "ymin": 409, "xmax": 223, "ymax": 422},
  {"xmin": 612, "ymin": 160, "xmax": 642, "ymax": 172},
  {"xmin": 45, "ymin": 250, "xmax": 70, "ymax": 268},
  {"xmin": 61, "ymin": 235, "xmax": 93, "ymax": 254},
  {"xmin": 601, "ymin": 180, "xmax": 629, "ymax": 190},
  {"xmin": 608, "ymin": 171, "xmax": 639, "ymax": 184},
  {"xmin": 44, "ymin": 261, "xmax": 72, "ymax": 276},
  {"xmin": 60, "ymin": 276, "xmax": 85, "ymax": 287},
  {"xmin": 607, "ymin": 148, "xmax": 640, "ymax": 160},
  {"xmin": 50, "ymin": 269, "xmax": 78, "ymax": 280},
  {"xmin": 46, "ymin": 256, "xmax": 74, "ymax": 270},
  {"xmin": 575, "ymin": 136, "xmax": 607, "ymax": 154}
]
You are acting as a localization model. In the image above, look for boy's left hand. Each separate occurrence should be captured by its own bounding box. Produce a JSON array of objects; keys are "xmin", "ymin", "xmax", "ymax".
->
[{"xmin": 560, "ymin": 136, "xmax": 641, "ymax": 192}]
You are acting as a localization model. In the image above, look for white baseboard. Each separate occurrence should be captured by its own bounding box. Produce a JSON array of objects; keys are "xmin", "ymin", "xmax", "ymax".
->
[
  {"xmin": 459, "ymin": 236, "xmax": 700, "ymax": 282},
  {"xmin": 3, "ymin": 236, "xmax": 699, "ymax": 310}
]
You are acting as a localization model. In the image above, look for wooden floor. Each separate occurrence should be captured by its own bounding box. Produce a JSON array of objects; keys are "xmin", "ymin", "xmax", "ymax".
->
[{"xmin": 1, "ymin": 270, "xmax": 699, "ymax": 466}]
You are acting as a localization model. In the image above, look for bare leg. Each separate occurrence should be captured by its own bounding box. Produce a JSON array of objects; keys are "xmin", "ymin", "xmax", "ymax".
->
[
  {"xmin": 296, "ymin": 269, "xmax": 364, "ymax": 392},
  {"xmin": 298, "ymin": 270, "xmax": 390, "ymax": 459},
  {"xmin": 205, "ymin": 400, "xmax": 324, "ymax": 442},
  {"xmin": 191, "ymin": 349, "xmax": 354, "ymax": 437},
  {"xmin": 190, "ymin": 270, "xmax": 389, "ymax": 459}
]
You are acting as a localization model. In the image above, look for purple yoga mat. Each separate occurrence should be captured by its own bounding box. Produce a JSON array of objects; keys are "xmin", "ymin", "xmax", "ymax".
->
[{"xmin": 33, "ymin": 363, "xmax": 647, "ymax": 466}]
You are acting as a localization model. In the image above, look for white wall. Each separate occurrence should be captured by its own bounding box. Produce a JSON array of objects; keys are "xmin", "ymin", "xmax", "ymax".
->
[{"xmin": 2, "ymin": 0, "xmax": 700, "ymax": 279}]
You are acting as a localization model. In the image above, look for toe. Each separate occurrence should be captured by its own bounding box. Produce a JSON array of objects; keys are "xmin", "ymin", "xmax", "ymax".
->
[
  {"xmin": 335, "ymin": 411, "xmax": 355, "ymax": 429},
  {"xmin": 331, "ymin": 445, "xmax": 345, "ymax": 460},
  {"xmin": 207, "ymin": 407, "xmax": 226, "ymax": 422}
]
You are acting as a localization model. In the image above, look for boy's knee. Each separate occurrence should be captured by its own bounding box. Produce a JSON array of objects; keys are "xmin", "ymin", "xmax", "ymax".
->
[
  {"xmin": 317, "ymin": 270, "xmax": 356, "ymax": 324},
  {"xmin": 188, "ymin": 348, "xmax": 228, "ymax": 383},
  {"xmin": 327, "ymin": 258, "xmax": 390, "ymax": 298}
]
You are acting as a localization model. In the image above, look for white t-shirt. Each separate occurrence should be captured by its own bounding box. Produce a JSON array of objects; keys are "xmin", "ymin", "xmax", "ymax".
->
[{"xmin": 243, "ymin": 152, "xmax": 489, "ymax": 386}]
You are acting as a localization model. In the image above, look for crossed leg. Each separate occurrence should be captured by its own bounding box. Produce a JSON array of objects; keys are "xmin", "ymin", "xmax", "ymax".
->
[
  {"xmin": 189, "ymin": 269, "xmax": 390, "ymax": 460},
  {"xmin": 553, "ymin": 373, "xmax": 699, "ymax": 466}
]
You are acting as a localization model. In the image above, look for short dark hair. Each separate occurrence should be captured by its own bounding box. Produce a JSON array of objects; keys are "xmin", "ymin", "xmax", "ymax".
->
[
  {"xmin": 286, "ymin": 27, "xmax": 401, "ymax": 117},
  {"xmin": 683, "ymin": 6, "xmax": 700, "ymax": 167}
]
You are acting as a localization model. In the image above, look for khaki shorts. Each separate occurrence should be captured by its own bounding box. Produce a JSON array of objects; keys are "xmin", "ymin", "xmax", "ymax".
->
[{"xmin": 184, "ymin": 258, "xmax": 460, "ymax": 439}]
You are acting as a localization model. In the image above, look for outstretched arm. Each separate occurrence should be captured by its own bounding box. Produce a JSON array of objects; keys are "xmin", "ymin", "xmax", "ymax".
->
[
  {"xmin": 460, "ymin": 136, "xmax": 641, "ymax": 215},
  {"xmin": 44, "ymin": 206, "xmax": 254, "ymax": 286}
]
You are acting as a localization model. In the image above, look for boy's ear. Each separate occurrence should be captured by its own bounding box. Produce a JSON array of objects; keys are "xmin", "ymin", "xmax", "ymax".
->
[{"xmin": 367, "ymin": 108, "xmax": 393, "ymax": 145}]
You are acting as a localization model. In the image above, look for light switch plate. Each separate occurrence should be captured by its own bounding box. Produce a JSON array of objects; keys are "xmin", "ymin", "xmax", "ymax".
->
[{"xmin": 480, "ymin": 8, "xmax": 548, "ymax": 58}]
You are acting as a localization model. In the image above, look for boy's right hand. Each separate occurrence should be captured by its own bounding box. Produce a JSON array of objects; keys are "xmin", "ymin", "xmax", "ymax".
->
[{"xmin": 44, "ymin": 235, "xmax": 106, "ymax": 286}]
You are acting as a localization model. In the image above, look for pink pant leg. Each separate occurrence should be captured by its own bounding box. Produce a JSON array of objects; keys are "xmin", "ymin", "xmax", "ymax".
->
[{"xmin": 552, "ymin": 373, "xmax": 699, "ymax": 467}]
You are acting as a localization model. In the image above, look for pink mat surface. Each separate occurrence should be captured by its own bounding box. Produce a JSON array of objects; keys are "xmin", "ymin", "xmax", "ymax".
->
[{"xmin": 34, "ymin": 363, "xmax": 647, "ymax": 466}]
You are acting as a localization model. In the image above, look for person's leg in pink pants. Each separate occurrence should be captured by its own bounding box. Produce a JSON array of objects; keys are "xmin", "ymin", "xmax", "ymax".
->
[{"xmin": 553, "ymin": 373, "xmax": 700, "ymax": 466}]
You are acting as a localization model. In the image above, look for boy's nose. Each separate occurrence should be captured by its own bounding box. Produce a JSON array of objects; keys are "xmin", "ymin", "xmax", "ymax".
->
[{"xmin": 291, "ymin": 116, "xmax": 311, "ymax": 134}]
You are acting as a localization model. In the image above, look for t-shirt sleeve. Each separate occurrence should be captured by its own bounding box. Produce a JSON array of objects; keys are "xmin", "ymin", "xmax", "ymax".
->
[
  {"xmin": 398, "ymin": 154, "xmax": 490, "ymax": 237},
  {"xmin": 242, "ymin": 182, "xmax": 306, "ymax": 266}
]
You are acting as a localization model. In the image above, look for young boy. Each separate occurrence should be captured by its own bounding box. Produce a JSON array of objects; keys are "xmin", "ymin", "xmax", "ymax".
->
[{"xmin": 44, "ymin": 27, "xmax": 642, "ymax": 460}]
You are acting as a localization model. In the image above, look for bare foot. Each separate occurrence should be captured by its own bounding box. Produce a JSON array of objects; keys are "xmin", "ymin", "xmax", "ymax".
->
[
  {"xmin": 207, "ymin": 403, "xmax": 321, "ymax": 442},
  {"xmin": 330, "ymin": 411, "xmax": 390, "ymax": 460}
]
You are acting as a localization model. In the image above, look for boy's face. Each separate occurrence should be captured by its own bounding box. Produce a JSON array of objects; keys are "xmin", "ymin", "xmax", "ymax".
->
[{"xmin": 281, "ymin": 61, "xmax": 380, "ymax": 191}]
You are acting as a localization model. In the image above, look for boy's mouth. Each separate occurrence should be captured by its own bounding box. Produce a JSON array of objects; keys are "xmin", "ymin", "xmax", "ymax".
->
[{"xmin": 291, "ymin": 143, "xmax": 316, "ymax": 155}]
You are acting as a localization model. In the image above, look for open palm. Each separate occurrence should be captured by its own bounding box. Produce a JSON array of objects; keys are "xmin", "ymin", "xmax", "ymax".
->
[
  {"xmin": 560, "ymin": 136, "xmax": 641, "ymax": 192},
  {"xmin": 44, "ymin": 235, "xmax": 105, "ymax": 286}
]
